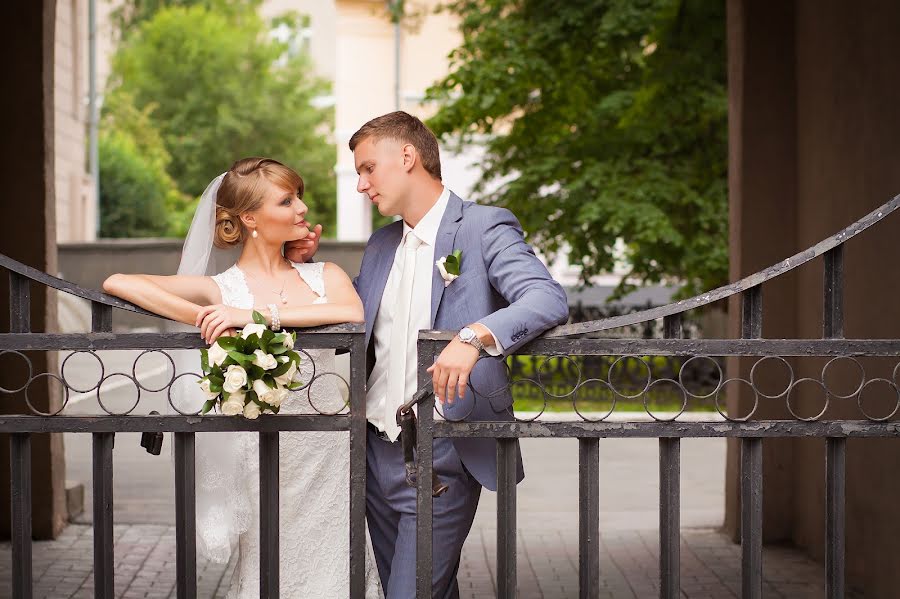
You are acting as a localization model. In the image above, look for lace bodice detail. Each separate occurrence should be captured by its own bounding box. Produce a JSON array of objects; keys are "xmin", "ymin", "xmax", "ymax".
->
[{"xmin": 211, "ymin": 260, "xmax": 328, "ymax": 310}]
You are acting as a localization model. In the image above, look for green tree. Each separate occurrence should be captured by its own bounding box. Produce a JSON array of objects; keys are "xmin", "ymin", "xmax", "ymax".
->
[
  {"xmin": 108, "ymin": 0, "xmax": 261, "ymax": 40},
  {"xmin": 427, "ymin": 0, "xmax": 727, "ymax": 297},
  {"xmin": 105, "ymin": 4, "xmax": 337, "ymax": 233}
]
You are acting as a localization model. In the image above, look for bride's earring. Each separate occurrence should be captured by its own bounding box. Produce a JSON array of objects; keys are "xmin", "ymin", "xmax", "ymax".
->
[{"xmin": 252, "ymin": 229, "xmax": 258, "ymax": 239}]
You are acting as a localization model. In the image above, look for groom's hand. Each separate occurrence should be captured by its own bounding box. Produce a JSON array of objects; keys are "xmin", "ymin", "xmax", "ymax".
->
[
  {"xmin": 427, "ymin": 338, "xmax": 480, "ymax": 405},
  {"xmin": 284, "ymin": 223, "xmax": 322, "ymax": 263}
]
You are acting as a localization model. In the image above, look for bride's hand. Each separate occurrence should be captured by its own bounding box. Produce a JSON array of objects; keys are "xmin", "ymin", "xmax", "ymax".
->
[
  {"xmin": 196, "ymin": 304, "xmax": 249, "ymax": 344},
  {"xmin": 284, "ymin": 223, "xmax": 322, "ymax": 263}
]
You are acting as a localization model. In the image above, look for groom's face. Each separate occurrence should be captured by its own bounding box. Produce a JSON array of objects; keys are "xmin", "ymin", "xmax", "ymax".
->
[{"xmin": 354, "ymin": 136, "xmax": 408, "ymax": 218}]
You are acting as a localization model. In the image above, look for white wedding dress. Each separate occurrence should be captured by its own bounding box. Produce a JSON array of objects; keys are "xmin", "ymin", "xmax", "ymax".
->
[{"xmin": 198, "ymin": 261, "xmax": 382, "ymax": 598}]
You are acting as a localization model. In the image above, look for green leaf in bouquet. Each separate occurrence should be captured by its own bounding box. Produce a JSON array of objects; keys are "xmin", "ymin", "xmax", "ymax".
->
[
  {"xmin": 247, "ymin": 389, "xmax": 258, "ymax": 403},
  {"xmin": 227, "ymin": 351, "xmax": 254, "ymax": 367},
  {"xmin": 270, "ymin": 404, "xmax": 281, "ymax": 415},
  {"xmin": 288, "ymin": 381, "xmax": 304, "ymax": 391},
  {"xmin": 215, "ymin": 336, "xmax": 239, "ymax": 350},
  {"xmin": 249, "ymin": 364, "xmax": 265, "ymax": 380},
  {"xmin": 252, "ymin": 310, "xmax": 267, "ymax": 325},
  {"xmin": 262, "ymin": 329, "xmax": 275, "ymax": 343},
  {"xmin": 271, "ymin": 359, "xmax": 292, "ymax": 377},
  {"xmin": 264, "ymin": 376, "xmax": 277, "ymax": 389},
  {"xmin": 209, "ymin": 380, "xmax": 223, "ymax": 394},
  {"xmin": 200, "ymin": 349, "xmax": 210, "ymax": 373},
  {"xmin": 270, "ymin": 343, "xmax": 289, "ymax": 355},
  {"xmin": 201, "ymin": 399, "xmax": 217, "ymax": 415}
]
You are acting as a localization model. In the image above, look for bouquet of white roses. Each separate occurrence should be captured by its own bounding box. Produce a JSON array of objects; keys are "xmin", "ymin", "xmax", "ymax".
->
[{"xmin": 198, "ymin": 311, "xmax": 303, "ymax": 419}]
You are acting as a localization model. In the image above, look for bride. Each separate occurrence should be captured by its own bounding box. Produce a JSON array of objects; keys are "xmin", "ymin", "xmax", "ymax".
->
[{"xmin": 103, "ymin": 157, "xmax": 383, "ymax": 597}]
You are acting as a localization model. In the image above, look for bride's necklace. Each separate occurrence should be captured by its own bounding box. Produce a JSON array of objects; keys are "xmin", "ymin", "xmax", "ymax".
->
[{"xmin": 241, "ymin": 263, "xmax": 290, "ymax": 305}]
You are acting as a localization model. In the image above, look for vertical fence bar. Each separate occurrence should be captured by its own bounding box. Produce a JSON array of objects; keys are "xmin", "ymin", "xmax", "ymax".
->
[
  {"xmin": 741, "ymin": 286, "xmax": 763, "ymax": 339},
  {"xmin": 174, "ymin": 432, "xmax": 197, "ymax": 599},
  {"xmin": 348, "ymin": 334, "xmax": 368, "ymax": 597},
  {"xmin": 659, "ymin": 438, "xmax": 680, "ymax": 599},
  {"xmin": 92, "ymin": 432, "xmax": 115, "ymax": 599},
  {"xmin": 660, "ymin": 314, "xmax": 682, "ymax": 598},
  {"xmin": 416, "ymin": 339, "xmax": 435, "ymax": 599},
  {"xmin": 10, "ymin": 433, "xmax": 32, "ymax": 598},
  {"xmin": 259, "ymin": 432, "xmax": 279, "ymax": 598},
  {"xmin": 740, "ymin": 438, "xmax": 763, "ymax": 599},
  {"xmin": 9, "ymin": 272, "xmax": 30, "ymax": 332},
  {"xmin": 497, "ymin": 438, "xmax": 518, "ymax": 598},
  {"xmin": 823, "ymin": 246, "xmax": 844, "ymax": 339},
  {"xmin": 825, "ymin": 438, "xmax": 846, "ymax": 599},
  {"xmin": 91, "ymin": 301, "xmax": 113, "ymax": 333},
  {"xmin": 578, "ymin": 438, "xmax": 600, "ymax": 599}
]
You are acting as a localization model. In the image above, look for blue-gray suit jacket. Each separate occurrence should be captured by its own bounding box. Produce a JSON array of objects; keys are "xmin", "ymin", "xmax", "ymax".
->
[{"xmin": 355, "ymin": 192, "xmax": 569, "ymax": 491}]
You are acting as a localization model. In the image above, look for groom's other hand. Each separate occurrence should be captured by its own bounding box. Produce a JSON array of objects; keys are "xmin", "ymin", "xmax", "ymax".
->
[
  {"xmin": 427, "ymin": 323, "xmax": 494, "ymax": 404},
  {"xmin": 284, "ymin": 223, "xmax": 322, "ymax": 263}
]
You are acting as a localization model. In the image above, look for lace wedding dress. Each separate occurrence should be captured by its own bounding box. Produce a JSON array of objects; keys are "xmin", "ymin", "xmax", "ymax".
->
[{"xmin": 198, "ymin": 261, "xmax": 382, "ymax": 598}]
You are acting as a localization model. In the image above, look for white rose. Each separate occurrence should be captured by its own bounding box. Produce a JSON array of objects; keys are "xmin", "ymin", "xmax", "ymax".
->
[
  {"xmin": 253, "ymin": 379, "xmax": 276, "ymax": 405},
  {"xmin": 222, "ymin": 365, "xmax": 248, "ymax": 393},
  {"xmin": 435, "ymin": 257, "xmax": 459, "ymax": 285},
  {"xmin": 274, "ymin": 361, "xmax": 297, "ymax": 387},
  {"xmin": 198, "ymin": 378, "xmax": 218, "ymax": 401},
  {"xmin": 228, "ymin": 389, "xmax": 246, "ymax": 404},
  {"xmin": 252, "ymin": 349, "xmax": 278, "ymax": 371},
  {"xmin": 281, "ymin": 333, "xmax": 294, "ymax": 350},
  {"xmin": 243, "ymin": 401, "xmax": 261, "ymax": 420},
  {"xmin": 268, "ymin": 387, "xmax": 289, "ymax": 408},
  {"xmin": 221, "ymin": 398, "xmax": 243, "ymax": 416},
  {"xmin": 241, "ymin": 323, "xmax": 268, "ymax": 339},
  {"xmin": 208, "ymin": 342, "xmax": 229, "ymax": 367}
]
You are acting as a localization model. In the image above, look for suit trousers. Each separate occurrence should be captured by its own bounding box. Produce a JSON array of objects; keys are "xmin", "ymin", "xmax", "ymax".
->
[{"xmin": 366, "ymin": 428, "xmax": 482, "ymax": 598}]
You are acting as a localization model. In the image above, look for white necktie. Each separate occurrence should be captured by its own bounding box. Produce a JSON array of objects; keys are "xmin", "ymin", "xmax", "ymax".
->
[{"xmin": 385, "ymin": 231, "xmax": 423, "ymax": 440}]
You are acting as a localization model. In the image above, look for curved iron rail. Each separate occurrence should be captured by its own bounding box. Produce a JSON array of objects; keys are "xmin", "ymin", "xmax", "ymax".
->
[
  {"xmin": 0, "ymin": 252, "xmax": 363, "ymax": 335},
  {"xmin": 546, "ymin": 194, "xmax": 900, "ymax": 337}
]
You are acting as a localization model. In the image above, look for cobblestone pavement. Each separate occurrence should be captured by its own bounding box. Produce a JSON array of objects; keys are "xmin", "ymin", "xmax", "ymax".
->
[{"xmin": 0, "ymin": 523, "xmax": 838, "ymax": 598}]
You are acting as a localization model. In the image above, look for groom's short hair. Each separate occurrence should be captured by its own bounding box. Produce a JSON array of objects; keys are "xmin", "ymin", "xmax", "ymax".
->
[{"xmin": 349, "ymin": 111, "xmax": 442, "ymax": 180}]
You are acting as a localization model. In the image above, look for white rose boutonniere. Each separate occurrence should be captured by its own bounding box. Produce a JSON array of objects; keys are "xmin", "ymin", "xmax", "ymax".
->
[{"xmin": 436, "ymin": 249, "xmax": 462, "ymax": 287}]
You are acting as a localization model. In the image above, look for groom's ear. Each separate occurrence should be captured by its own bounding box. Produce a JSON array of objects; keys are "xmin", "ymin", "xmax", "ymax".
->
[{"xmin": 401, "ymin": 143, "xmax": 417, "ymax": 173}]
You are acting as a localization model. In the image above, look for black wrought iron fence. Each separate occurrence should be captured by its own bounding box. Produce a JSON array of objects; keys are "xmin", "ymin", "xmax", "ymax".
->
[
  {"xmin": 409, "ymin": 195, "xmax": 900, "ymax": 599},
  {"xmin": 0, "ymin": 255, "xmax": 369, "ymax": 598}
]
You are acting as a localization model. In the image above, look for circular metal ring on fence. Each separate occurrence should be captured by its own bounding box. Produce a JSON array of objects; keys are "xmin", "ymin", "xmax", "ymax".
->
[
  {"xmin": 785, "ymin": 378, "xmax": 830, "ymax": 421},
  {"xmin": 467, "ymin": 358, "xmax": 515, "ymax": 401},
  {"xmin": 306, "ymin": 372, "xmax": 351, "ymax": 415},
  {"xmin": 435, "ymin": 385, "xmax": 477, "ymax": 422},
  {"xmin": 289, "ymin": 349, "xmax": 315, "ymax": 392},
  {"xmin": 60, "ymin": 350, "xmax": 105, "ymax": 394},
  {"xmin": 643, "ymin": 378, "xmax": 688, "ymax": 422},
  {"xmin": 537, "ymin": 356, "xmax": 581, "ymax": 398},
  {"xmin": 892, "ymin": 361, "xmax": 900, "ymax": 389},
  {"xmin": 607, "ymin": 355, "xmax": 652, "ymax": 399},
  {"xmin": 131, "ymin": 350, "xmax": 177, "ymax": 393},
  {"xmin": 509, "ymin": 379, "xmax": 546, "ymax": 422},
  {"xmin": 678, "ymin": 355, "xmax": 723, "ymax": 400},
  {"xmin": 166, "ymin": 372, "xmax": 205, "ymax": 416},
  {"xmin": 24, "ymin": 372, "xmax": 70, "ymax": 416},
  {"xmin": 857, "ymin": 378, "xmax": 900, "ymax": 422},
  {"xmin": 820, "ymin": 356, "xmax": 865, "ymax": 400},
  {"xmin": 0, "ymin": 350, "xmax": 33, "ymax": 394},
  {"xmin": 749, "ymin": 356, "xmax": 794, "ymax": 399},
  {"xmin": 714, "ymin": 378, "xmax": 759, "ymax": 422},
  {"xmin": 96, "ymin": 373, "xmax": 142, "ymax": 416},
  {"xmin": 572, "ymin": 378, "xmax": 617, "ymax": 422}
]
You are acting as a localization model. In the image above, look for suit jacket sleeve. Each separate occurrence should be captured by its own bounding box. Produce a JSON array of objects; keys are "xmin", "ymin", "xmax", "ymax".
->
[{"xmin": 476, "ymin": 208, "xmax": 569, "ymax": 356}]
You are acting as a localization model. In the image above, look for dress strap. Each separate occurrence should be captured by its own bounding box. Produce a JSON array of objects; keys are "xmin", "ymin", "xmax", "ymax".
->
[{"xmin": 290, "ymin": 261, "xmax": 326, "ymax": 299}]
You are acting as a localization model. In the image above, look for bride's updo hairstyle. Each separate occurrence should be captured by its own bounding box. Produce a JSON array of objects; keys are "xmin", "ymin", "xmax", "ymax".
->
[{"xmin": 213, "ymin": 157, "xmax": 305, "ymax": 248}]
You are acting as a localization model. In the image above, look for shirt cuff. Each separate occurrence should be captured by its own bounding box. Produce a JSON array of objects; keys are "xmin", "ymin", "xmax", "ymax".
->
[{"xmin": 475, "ymin": 322, "xmax": 504, "ymax": 356}]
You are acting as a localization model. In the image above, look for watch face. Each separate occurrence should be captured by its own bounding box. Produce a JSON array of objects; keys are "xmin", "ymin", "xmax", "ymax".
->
[{"xmin": 459, "ymin": 327, "xmax": 475, "ymax": 341}]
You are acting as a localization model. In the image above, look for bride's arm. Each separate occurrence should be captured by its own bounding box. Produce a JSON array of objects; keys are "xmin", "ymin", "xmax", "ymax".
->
[
  {"xmin": 263, "ymin": 262, "xmax": 364, "ymax": 327},
  {"xmin": 102, "ymin": 273, "xmax": 220, "ymax": 326}
]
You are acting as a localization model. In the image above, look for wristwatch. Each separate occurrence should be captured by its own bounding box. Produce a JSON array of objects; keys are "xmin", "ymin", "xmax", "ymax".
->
[{"xmin": 457, "ymin": 326, "xmax": 486, "ymax": 353}]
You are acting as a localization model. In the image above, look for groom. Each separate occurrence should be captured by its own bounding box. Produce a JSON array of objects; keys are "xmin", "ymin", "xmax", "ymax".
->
[{"xmin": 290, "ymin": 111, "xmax": 568, "ymax": 597}]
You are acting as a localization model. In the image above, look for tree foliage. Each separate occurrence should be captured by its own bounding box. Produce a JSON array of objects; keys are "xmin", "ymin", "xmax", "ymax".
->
[
  {"xmin": 427, "ymin": 0, "xmax": 727, "ymax": 297},
  {"xmin": 103, "ymin": 3, "xmax": 336, "ymax": 235}
]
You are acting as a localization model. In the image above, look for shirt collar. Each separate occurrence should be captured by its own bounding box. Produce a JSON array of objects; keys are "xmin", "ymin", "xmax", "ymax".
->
[{"xmin": 402, "ymin": 186, "xmax": 451, "ymax": 247}]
